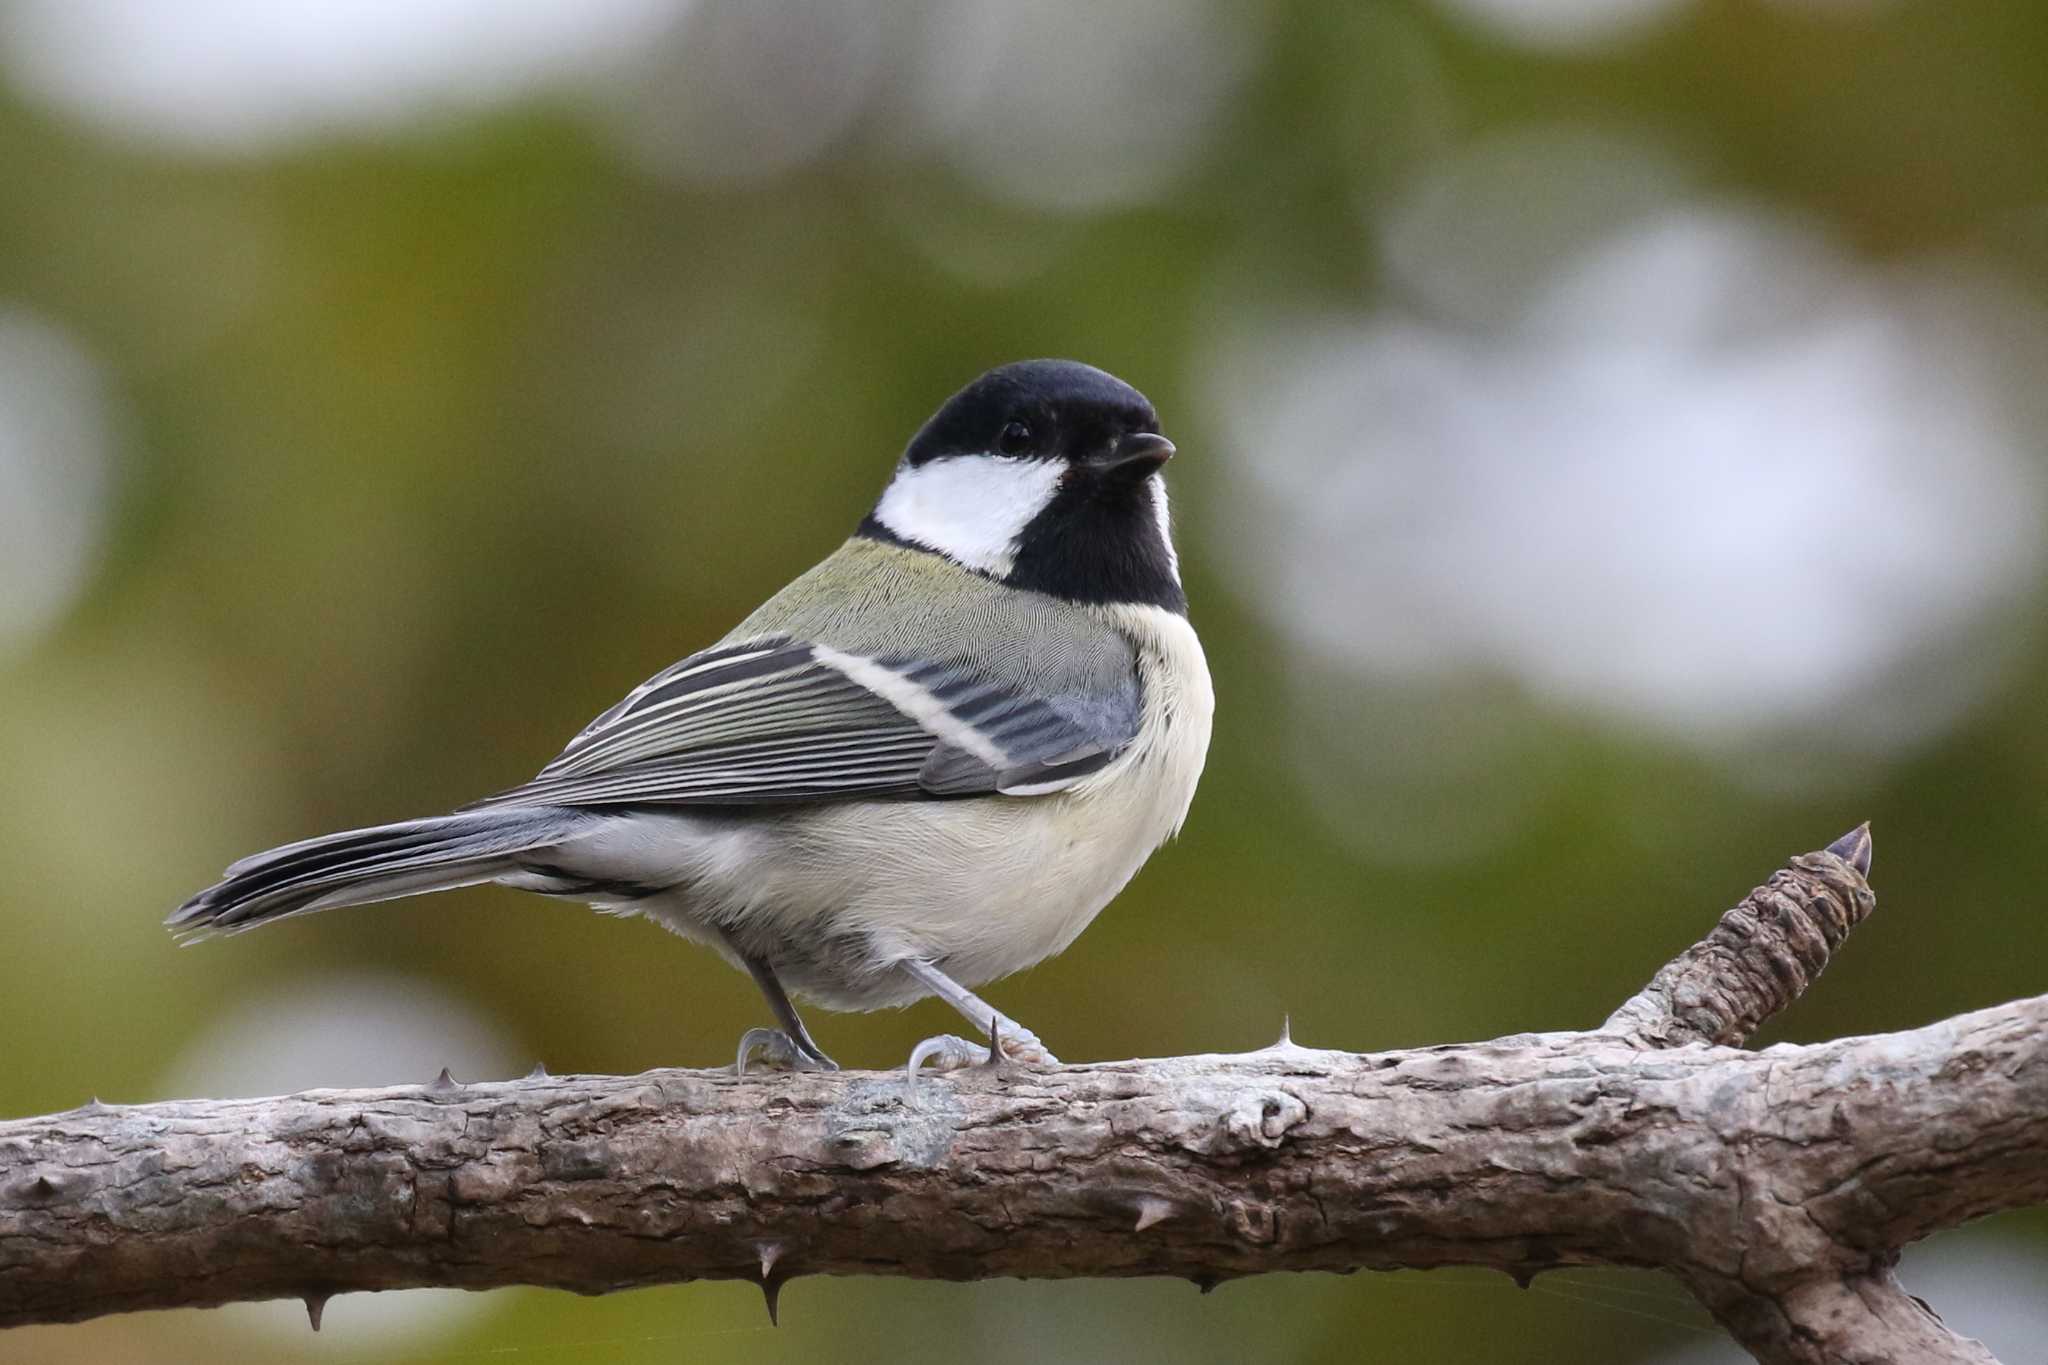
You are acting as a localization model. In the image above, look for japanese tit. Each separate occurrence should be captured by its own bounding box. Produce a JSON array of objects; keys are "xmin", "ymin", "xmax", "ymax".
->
[{"xmin": 170, "ymin": 359, "xmax": 1214, "ymax": 1077}]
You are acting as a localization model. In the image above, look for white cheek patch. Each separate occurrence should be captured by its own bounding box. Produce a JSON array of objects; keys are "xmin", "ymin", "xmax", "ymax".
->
[{"xmin": 871, "ymin": 454, "xmax": 1067, "ymax": 576}]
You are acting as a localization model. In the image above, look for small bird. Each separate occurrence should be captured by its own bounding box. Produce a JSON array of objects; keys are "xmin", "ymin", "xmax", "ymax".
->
[{"xmin": 169, "ymin": 360, "xmax": 1213, "ymax": 1077}]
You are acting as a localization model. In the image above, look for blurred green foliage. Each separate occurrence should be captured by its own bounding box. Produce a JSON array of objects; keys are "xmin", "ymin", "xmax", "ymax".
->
[{"xmin": 2, "ymin": 2, "xmax": 2046, "ymax": 1362}]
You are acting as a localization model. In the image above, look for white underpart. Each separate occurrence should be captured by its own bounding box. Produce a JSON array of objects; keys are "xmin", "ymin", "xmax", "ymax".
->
[{"xmin": 870, "ymin": 453, "xmax": 1066, "ymax": 576}]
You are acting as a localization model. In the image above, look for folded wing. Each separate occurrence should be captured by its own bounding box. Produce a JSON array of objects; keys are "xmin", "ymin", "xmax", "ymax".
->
[{"xmin": 463, "ymin": 634, "xmax": 1140, "ymax": 810}]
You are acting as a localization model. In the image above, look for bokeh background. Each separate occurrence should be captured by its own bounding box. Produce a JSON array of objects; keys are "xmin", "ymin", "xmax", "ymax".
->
[{"xmin": 3, "ymin": 1, "xmax": 2046, "ymax": 1361}]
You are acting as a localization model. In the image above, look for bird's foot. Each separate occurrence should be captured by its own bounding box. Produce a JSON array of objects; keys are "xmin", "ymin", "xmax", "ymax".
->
[
  {"xmin": 735, "ymin": 1027, "xmax": 839, "ymax": 1076},
  {"xmin": 906, "ymin": 1033, "xmax": 988, "ymax": 1076},
  {"xmin": 903, "ymin": 1021, "xmax": 1057, "ymax": 1096}
]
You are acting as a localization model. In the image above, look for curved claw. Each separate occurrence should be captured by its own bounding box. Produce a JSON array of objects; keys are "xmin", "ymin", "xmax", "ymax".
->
[
  {"xmin": 904, "ymin": 1034, "xmax": 986, "ymax": 1097},
  {"xmin": 736, "ymin": 1027, "xmax": 839, "ymax": 1076},
  {"xmin": 902, "ymin": 1026, "xmax": 1059, "ymax": 1099}
]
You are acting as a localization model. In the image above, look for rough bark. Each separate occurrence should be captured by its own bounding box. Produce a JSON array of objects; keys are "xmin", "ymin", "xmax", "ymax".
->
[{"xmin": 1, "ymin": 827, "xmax": 2040, "ymax": 1364}]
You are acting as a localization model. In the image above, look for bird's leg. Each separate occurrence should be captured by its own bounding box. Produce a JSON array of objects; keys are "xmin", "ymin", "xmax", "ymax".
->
[
  {"xmin": 733, "ymin": 949, "xmax": 838, "ymax": 1075},
  {"xmin": 900, "ymin": 958, "xmax": 1056, "ymax": 1061},
  {"xmin": 899, "ymin": 958, "xmax": 1058, "ymax": 1086}
]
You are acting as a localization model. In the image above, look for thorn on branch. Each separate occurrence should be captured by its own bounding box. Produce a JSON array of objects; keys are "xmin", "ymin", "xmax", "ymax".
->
[
  {"xmin": 427, "ymin": 1067, "xmax": 461, "ymax": 1096},
  {"xmin": 1827, "ymin": 821, "xmax": 1873, "ymax": 877},
  {"xmin": 750, "ymin": 1241, "xmax": 789, "ymax": 1324},
  {"xmin": 304, "ymin": 1291, "xmax": 330, "ymax": 1332},
  {"xmin": 982, "ymin": 1014, "xmax": 1005, "ymax": 1075},
  {"xmin": 758, "ymin": 1273, "xmax": 786, "ymax": 1326}
]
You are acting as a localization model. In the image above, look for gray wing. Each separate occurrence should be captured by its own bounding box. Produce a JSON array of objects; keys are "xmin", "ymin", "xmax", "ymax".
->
[{"xmin": 463, "ymin": 634, "xmax": 1141, "ymax": 810}]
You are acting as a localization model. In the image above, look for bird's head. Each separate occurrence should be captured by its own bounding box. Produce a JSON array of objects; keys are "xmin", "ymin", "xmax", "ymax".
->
[{"xmin": 862, "ymin": 360, "xmax": 1184, "ymax": 612}]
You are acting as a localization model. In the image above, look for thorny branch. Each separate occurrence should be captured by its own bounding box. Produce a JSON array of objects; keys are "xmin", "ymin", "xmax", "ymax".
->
[{"xmin": 2, "ymin": 824, "xmax": 2044, "ymax": 1364}]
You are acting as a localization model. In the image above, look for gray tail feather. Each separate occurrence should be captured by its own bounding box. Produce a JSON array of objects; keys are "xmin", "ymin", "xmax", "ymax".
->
[{"xmin": 168, "ymin": 808, "xmax": 579, "ymax": 940}]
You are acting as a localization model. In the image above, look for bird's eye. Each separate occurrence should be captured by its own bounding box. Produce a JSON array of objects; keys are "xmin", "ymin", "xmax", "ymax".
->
[{"xmin": 997, "ymin": 420, "xmax": 1033, "ymax": 455}]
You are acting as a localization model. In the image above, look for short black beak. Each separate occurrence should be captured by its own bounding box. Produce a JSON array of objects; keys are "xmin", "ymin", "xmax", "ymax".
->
[{"xmin": 1092, "ymin": 431, "xmax": 1176, "ymax": 478}]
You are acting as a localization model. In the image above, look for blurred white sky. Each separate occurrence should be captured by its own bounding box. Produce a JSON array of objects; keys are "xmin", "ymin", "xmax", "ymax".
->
[
  {"xmin": 0, "ymin": 0, "xmax": 687, "ymax": 148},
  {"xmin": 1431, "ymin": 0, "xmax": 1898, "ymax": 53},
  {"xmin": 0, "ymin": 0, "xmax": 1256, "ymax": 214},
  {"xmin": 1207, "ymin": 125, "xmax": 2048, "ymax": 800},
  {"xmin": 1430, "ymin": 0, "xmax": 1689, "ymax": 51},
  {"xmin": 893, "ymin": 0, "xmax": 1263, "ymax": 214}
]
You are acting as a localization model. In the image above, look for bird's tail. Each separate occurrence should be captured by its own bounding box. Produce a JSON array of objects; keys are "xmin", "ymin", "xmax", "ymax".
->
[{"xmin": 167, "ymin": 808, "xmax": 579, "ymax": 941}]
